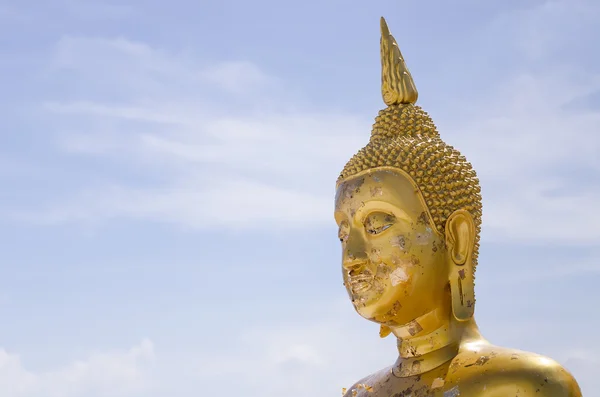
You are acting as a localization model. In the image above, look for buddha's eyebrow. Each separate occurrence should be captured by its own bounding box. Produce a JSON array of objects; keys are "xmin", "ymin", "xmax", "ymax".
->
[{"xmin": 354, "ymin": 200, "xmax": 411, "ymax": 223}]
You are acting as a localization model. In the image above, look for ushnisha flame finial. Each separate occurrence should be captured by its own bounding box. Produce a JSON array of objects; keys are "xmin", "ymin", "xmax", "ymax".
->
[{"xmin": 380, "ymin": 17, "xmax": 418, "ymax": 106}]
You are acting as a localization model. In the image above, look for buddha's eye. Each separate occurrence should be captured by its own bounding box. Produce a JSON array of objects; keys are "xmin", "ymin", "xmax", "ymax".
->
[
  {"xmin": 338, "ymin": 221, "xmax": 349, "ymax": 243},
  {"xmin": 364, "ymin": 212, "xmax": 396, "ymax": 235}
]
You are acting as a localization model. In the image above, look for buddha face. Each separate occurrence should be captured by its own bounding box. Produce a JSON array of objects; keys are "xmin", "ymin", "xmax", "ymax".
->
[{"xmin": 334, "ymin": 169, "xmax": 449, "ymax": 326}]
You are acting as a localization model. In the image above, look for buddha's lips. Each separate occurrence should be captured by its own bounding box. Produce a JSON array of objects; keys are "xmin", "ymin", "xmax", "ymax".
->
[
  {"xmin": 349, "ymin": 281, "xmax": 372, "ymax": 294},
  {"xmin": 348, "ymin": 272, "xmax": 374, "ymax": 294}
]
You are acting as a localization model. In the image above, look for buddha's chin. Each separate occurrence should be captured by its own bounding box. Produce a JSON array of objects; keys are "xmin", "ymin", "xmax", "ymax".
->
[
  {"xmin": 350, "ymin": 293, "xmax": 375, "ymax": 313},
  {"xmin": 349, "ymin": 293, "xmax": 409, "ymax": 323},
  {"xmin": 351, "ymin": 296, "xmax": 391, "ymax": 321}
]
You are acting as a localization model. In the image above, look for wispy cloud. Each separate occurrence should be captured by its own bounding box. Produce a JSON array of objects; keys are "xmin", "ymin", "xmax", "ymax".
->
[
  {"xmin": 21, "ymin": 25, "xmax": 600, "ymax": 245},
  {"xmin": 191, "ymin": 300, "xmax": 395, "ymax": 397},
  {"xmin": 199, "ymin": 61, "xmax": 275, "ymax": 94},
  {"xmin": 3, "ymin": 2, "xmax": 599, "ymax": 243},
  {"xmin": 172, "ymin": 297, "xmax": 600, "ymax": 397},
  {"xmin": 9, "ymin": 179, "xmax": 332, "ymax": 229},
  {"xmin": 452, "ymin": 70, "xmax": 600, "ymax": 244},
  {"xmin": 0, "ymin": 339, "xmax": 154, "ymax": 397},
  {"xmin": 3, "ymin": 35, "xmax": 368, "ymax": 230}
]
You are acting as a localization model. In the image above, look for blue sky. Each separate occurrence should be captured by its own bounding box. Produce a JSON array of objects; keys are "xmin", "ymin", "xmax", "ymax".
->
[{"xmin": 0, "ymin": 0, "xmax": 599, "ymax": 396}]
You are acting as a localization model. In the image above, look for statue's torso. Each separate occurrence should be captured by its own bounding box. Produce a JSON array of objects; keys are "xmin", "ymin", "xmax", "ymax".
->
[{"xmin": 343, "ymin": 343, "xmax": 581, "ymax": 397}]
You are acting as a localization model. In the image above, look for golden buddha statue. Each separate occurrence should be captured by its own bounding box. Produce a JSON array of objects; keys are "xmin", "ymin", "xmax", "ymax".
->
[{"xmin": 335, "ymin": 18, "xmax": 582, "ymax": 397}]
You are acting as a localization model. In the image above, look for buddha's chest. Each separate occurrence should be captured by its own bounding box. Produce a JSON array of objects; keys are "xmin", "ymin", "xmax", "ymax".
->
[
  {"xmin": 345, "ymin": 374, "xmax": 512, "ymax": 397},
  {"xmin": 344, "ymin": 369, "xmax": 446, "ymax": 397},
  {"xmin": 345, "ymin": 378, "xmax": 467, "ymax": 397},
  {"xmin": 343, "ymin": 362, "xmax": 476, "ymax": 397}
]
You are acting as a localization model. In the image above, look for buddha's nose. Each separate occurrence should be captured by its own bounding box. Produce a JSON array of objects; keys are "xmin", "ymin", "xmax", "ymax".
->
[{"xmin": 343, "ymin": 229, "xmax": 368, "ymax": 270}]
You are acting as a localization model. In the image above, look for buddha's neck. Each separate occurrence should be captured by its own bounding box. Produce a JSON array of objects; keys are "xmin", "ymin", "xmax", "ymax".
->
[{"xmin": 389, "ymin": 308, "xmax": 480, "ymax": 377}]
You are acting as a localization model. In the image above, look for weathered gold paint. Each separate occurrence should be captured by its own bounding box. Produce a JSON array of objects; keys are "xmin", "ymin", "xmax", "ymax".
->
[{"xmin": 334, "ymin": 17, "xmax": 582, "ymax": 397}]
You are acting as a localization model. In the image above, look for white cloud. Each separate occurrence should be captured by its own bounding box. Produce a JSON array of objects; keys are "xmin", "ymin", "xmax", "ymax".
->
[
  {"xmin": 7, "ymin": 0, "xmax": 597, "ymax": 246},
  {"xmin": 199, "ymin": 61, "xmax": 274, "ymax": 93},
  {"xmin": 0, "ymin": 339, "xmax": 154, "ymax": 397},
  {"xmin": 181, "ymin": 296, "xmax": 599, "ymax": 397},
  {"xmin": 10, "ymin": 179, "xmax": 332, "ymax": 230},
  {"xmin": 191, "ymin": 300, "xmax": 396, "ymax": 397},
  {"xmin": 484, "ymin": 254, "xmax": 600, "ymax": 285},
  {"xmin": 0, "ymin": 305, "xmax": 587, "ymax": 397},
  {"xmin": 447, "ymin": 69, "xmax": 600, "ymax": 244},
  {"xmin": 32, "ymin": 94, "xmax": 368, "ymax": 230},
  {"xmin": 26, "ymin": 36, "xmax": 370, "ymax": 230}
]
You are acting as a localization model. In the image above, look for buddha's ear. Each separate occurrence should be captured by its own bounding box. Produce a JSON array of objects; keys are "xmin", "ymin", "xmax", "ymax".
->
[{"xmin": 445, "ymin": 209, "xmax": 475, "ymax": 321}]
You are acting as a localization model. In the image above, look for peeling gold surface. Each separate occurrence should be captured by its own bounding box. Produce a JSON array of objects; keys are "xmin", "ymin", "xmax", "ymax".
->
[{"xmin": 335, "ymin": 17, "xmax": 582, "ymax": 397}]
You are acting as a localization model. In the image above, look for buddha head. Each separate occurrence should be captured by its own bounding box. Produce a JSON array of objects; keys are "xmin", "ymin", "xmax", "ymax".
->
[{"xmin": 334, "ymin": 18, "xmax": 483, "ymax": 328}]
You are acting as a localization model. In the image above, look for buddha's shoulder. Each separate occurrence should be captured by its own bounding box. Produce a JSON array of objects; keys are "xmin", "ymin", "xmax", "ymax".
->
[
  {"xmin": 342, "ymin": 366, "xmax": 393, "ymax": 397},
  {"xmin": 445, "ymin": 343, "xmax": 582, "ymax": 396}
]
